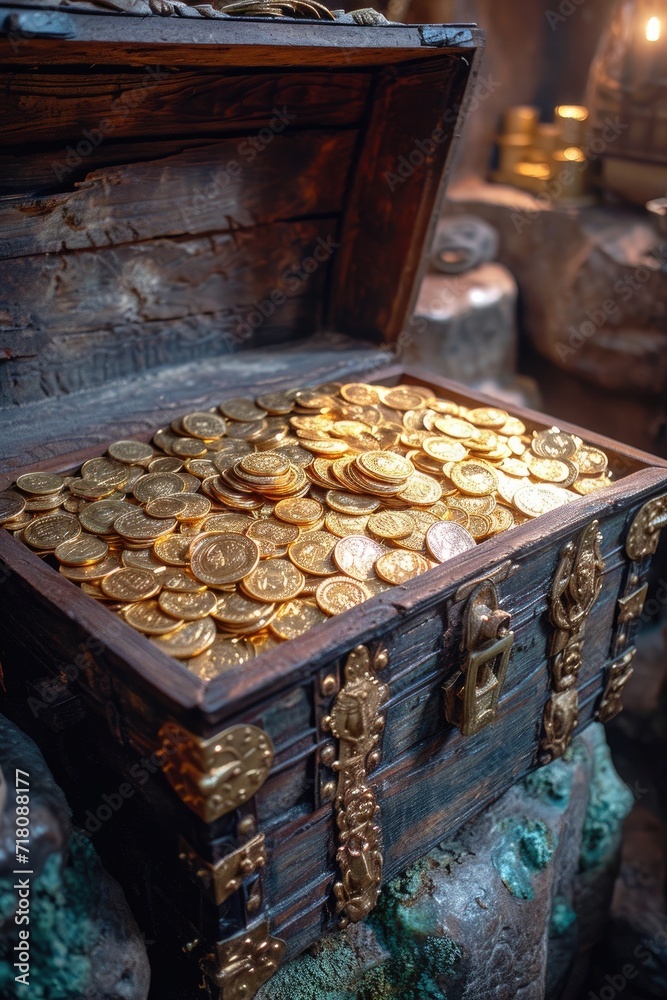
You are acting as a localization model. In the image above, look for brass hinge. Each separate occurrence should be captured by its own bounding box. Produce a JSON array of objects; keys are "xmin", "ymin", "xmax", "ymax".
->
[
  {"xmin": 444, "ymin": 579, "xmax": 514, "ymax": 737},
  {"xmin": 541, "ymin": 520, "xmax": 604, "ymax": 762},
  {"xmin": 159, "ymin": 722, "xmax": 274, "ymax": 823},
  {"xmin": 179, "ymin": 833, "xmax": 267, "ymax": 907},
  {"xmin": 201, "ymin": 920, "xmax": 286, "ymax": 1000},
  {"xmin": 322, "ymin": 644, "xmax": 389, "ymax": 928}
]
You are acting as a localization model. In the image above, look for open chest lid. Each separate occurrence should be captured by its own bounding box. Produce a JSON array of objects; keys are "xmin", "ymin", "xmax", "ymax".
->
[{"xmin": 0, "ymin": 6, "xmax": 483, "ymax": 465}]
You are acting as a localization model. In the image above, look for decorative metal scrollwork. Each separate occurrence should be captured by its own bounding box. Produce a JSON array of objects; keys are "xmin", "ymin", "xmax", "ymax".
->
[
  {"xmin": 322, "ymin": 644, "xmax": 389, "ymax": 927},
  {"xmin": 598, "ymin": 650, "xmax": 637, "ymax": 723},
  {"xmin": 625, "ymin": 495, "xmax": 667, "ymax": 561},
  {"xmin": 541, "ymin": 521, "xmax": 604, "ymax": 761},
  {"xmin": 202, "ymin": 921, "xmax": 285, "ymax": 1000}
]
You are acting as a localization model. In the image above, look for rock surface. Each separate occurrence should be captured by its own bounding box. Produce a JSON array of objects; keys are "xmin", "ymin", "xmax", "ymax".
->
[
  {"xmin": 0, "ymin": 714, "xmax": 150, "ymax": 1000},
  {"xmin": 256, "ymin": 723, "xmax": 632, "ymax": 1000}
]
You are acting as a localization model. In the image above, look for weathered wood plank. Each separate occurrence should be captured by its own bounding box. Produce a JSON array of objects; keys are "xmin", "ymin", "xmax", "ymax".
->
[
  {"xmin": 0, "ymin": 131, "xmax": 357, "ymax": 258},
  {"xmin": 0, "ymin": 219, "xmax": 340, "ymax": 404},
  {"xmin": 0, "ymin": 16, "xmax": 481, "ymax": 69},
  {"xmin": 329, "ymin": 54, "xmax": 475, "ymax": 343},
  {"xmin": 0, "ymin": 68, "xmax": 370, "ymax": 147}
]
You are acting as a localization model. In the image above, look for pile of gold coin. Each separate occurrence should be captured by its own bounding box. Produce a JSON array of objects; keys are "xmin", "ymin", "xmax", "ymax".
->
[{"xmin": 0, "ymin": 382, "xmax": 613, "ymax": 678}]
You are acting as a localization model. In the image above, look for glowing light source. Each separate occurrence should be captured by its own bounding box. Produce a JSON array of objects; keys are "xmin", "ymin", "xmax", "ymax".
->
[
  {"xmin": 646, "ymin": 16, "xmax": 661, "ymax": 41},
  {"xmin": 555, "ymin": 105, "xmax": 589, "ymax": 123}
]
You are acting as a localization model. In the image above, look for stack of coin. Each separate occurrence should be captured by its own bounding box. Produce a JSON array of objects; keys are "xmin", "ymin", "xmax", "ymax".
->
[{"xmin": 0, "ymin": 382, "xmax": 614, "ymax": 679}]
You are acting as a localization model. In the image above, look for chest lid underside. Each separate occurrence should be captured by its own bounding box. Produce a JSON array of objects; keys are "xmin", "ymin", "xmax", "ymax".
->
[{"xmin": 0, "ymin": 10, "xmax": 483, "ymax": 466}]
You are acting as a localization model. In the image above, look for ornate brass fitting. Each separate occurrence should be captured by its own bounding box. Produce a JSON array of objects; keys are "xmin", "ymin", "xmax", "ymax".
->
[
  {"xmin": 598, "ymin": 650, "xmax": 637, "ymax": 723},
  {"xmin": 541, "ymin": 520, "xmax": 604, "ymax": 761},
  {"xmin": 625, "ymin": 495, "xmax": 667, "ymax": 561},
  {"xmin": 179, "ymin": 833, "xmax": 267, "ymax": 906},
  {"xmin": 444, "ymin": 580, "xmax": 514, "ymax": 737},
  {"xmin": 321, "ymin": 644, "xmax": 389, "ymax": 928},
  {"xmin": 202, "ymin": 920, "xmax": 286, "ymax": 1000},
  {"xmin": 159, "ymin": 722, "xmax": 274, "ymax": 823}
]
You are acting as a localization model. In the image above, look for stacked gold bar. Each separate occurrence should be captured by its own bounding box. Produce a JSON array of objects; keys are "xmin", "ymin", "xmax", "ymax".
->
[{"xmin": 0, "ymin": 382, "xmax": 612, "ymax": 678}]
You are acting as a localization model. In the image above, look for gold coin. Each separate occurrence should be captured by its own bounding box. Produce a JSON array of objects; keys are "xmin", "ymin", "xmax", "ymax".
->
[
  {"xmin": 298, "ymin": 439, "xmax": 349, "ymax": 456},
  {"xmin": 55, "ymin": 534, "xmax": 109, "ymax": 566},
  {"xmin": 468, "ymin": 513, "xmax": 492, "ymax": 540},
  {"xmin": 357, "ymin": 451, "xmax": 413, "ymax": 483},
  {"xmin": 239, "ymin": 452, "xmax": 290, "ymax": 477},
  {"xmin": 367, "ymin": 510, "xmax": 414, "ymax": 539},
  {"xmin": 219, "ymin": 397, "xmax": 267, "ymax": 422},
  {"xmin": 153, "ymin": 534, "xmax": 193, "ymax": 566},
  {"xmin": 24, "ymin": 513, "xmax": 81, "ymax": 550},
  {"xmin": 397, "ymin": 472, "xmax": 442, "ymax": 506},
  {"xmin": 531, "ymin": 428, "xmax": 577, "ymax": 460},
  {"xmin": 375, "ymin": 549, "xmax": 431, "ymax": 584},
  {"xmin": 158, "ymin": 589, "xmax": 217, "ymax": 621},
  {"xmin": 333, "ymin": 535, "xmax": 386, "ymax": 581},
  {"xmin": 425, "ymin": 521, "xmax": 476, "ymax": 562},
  {"xmin": 274, "ymin": 497, "xmax": 323, "ymax": 525},
  {"xmin": 0, "ymin": 492, "xmax": 27, "ymax": 524},
  {"xmin": 526, "ymin": 455, "xmax": 571, "ymax": 484},
  {"xmin": 433, "ymin": 416, "xmax": 477, "ymax": 439},
  {"xmin": 68, "ymin": 478, "xmax": 116, "ymax": 500},
  {"xmin": 121, "ymin": 549, "xmax": 167, "ymax": 573},
  {"xmin": 115, "ymin": 510, "xmax": 177, "ymax": 541},
  {"xmin": 513, "ymin": 484, "xmax": 570, "ymax": 517},
  {"xmin": 315, "ymin": 576, "xmax": 371, "ymax": 615},
  {"xmin": 151, "ymin": 617, "xmax": 217, "ymax": 659},
  {"xmin": 381, "ymin": 386, "xmax": 427, "ymax": 411},
  {"xmin": 572, "ymin": 475, "xmax": 611, "ymax": 495},
  {"xmin": 101, "ymin": 567, "xmax": 162, "ymax": 601},
  {"xmin": 325, "ymin": 511, "xmax": 370, "ymax": 538},
  {"xmin": 255, "ymin": 390, "xmax": 297, "ymax": 414},
  {"xmin": 447, "ymin": 495, "xmax": 496, "ymax": 515},
  {"xmin": 575, "ymin": 446, "xmax": 608, "ymax": 475},
  {"xmin": 79, "ymin": 499, "xmax": 132, "ymax": 535},
  {"xmin": 241, "ymin": 559, "xmax": 305, "ymax": 602},
  {"xmin": 467, "ymin": 407, "xmax": 508, "ymax": 428},
  {"xmin": 190, "ymin": 533, "xmax": 260, "ymax": 586},
  {"xmin": 498, "ymin": 458, "xmax": 530, "ymax": 478},
  {"xmin": 187, "ymin": 638, "xmax": 255, "ymax": 678},
  {"xmin": 269, "ymin": 599, "xmax": 328, "ymax": 639},
  {"xmin": 181, "ymin": 411, "xmax": 227, "ymax": 439},
  {"xmin": 340, "ymin": 383, "xmax": 382, "ymax": 406},
  {"xmin": 145, "ymin": 495, "xmax": 189, "ymax": 518},
  {"xmin": 176, "ymin": 494, "xmax": 211, "ymax": 520},
  {"xmin": 133, "ymin": 473, "xmax": 185, "ymax": 503},
  {"xmin": 422, "ymin": 438, "xmax": 468, "ymax": 463},
  {"xmin": 324, "ymin": 490, "xmax": 380, "ymax": 515},
  {"xmin": 172, "ymin": 438, "xmax": 208, "ymax": 458},
  {"xmin": 449, "ymin": 461, "xmax": 499, "ymax": 497},
  {"xmin": 288, "ymin": 530, "xmax": 338, "ymax": 576},
  {"xmin": 124, "ymin": 600, "xmax": 185, "ymax": 634},
  {"xmin": 149, "ymin": 457, "xmax": 184, "ymax": 474},
  {"xmin": 161, "ymin": 569, "xmax": 206, "ymax": 592},
  {"xmin": 489, "ymin": 505, "xmax": 516, "ymax": 533},
  {"xmin": 59, "ymin": 554, "xmax": 122, "ymax": 581},
  {"xmin": 214, "ymin": 591, "xmax": 276, "ymax": 627},
  {"xmin": 444, "ymin": 507, "xmax": 469, "ymax": 528},
  {"xmin": 247, "ymin": 518, "xmax": 300, "ymax": 546},
  {"xmin": 203, "ymin": 512, "xmax": 255, "ymax": 533},
  {"xmin": 107, "ymin": 440, "xmax": 154, "ymax": 465},
  {"xmin": 393, "ymin": 510, "xmax": 439, "ymax": 552},
  {"xmin": 80, "ymin": 458, "xmax": 132, "ymax": 487},
  {"xmin": 16, "ymin": 472, "xmax": 66, "ymax": 496}
]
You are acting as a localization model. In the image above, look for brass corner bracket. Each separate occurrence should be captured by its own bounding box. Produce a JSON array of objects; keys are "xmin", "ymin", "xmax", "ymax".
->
[
  {"xmin": 322, "ymin": 644, "xmax": 389, "ymax": 927},
  {"xmin": 444, "ymin": 579, "xmax": 514, "ymax": 737},
  {"xmin": 541, "ymin": 520, "xmax": 604, "ymax": 761},
  {"xmin": 202, "ymin": 921, "xmax": 286, "ymax": 1000},
  {"xmin": 159, "ymin": 722, "xmax": 274, "ymax": 823},
  {"xmin": 597, "ymin": 649, "xmax": 637, "ymax": 723},
  {"xmin": 179, "ymin": 833, "xmax": 267, "ymax": 907}
]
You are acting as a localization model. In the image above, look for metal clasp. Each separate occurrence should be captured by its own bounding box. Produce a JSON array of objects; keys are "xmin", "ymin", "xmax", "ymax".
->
[{"xmin": 444, "ymin": 580, "xmax": 514, "ymax": 737}]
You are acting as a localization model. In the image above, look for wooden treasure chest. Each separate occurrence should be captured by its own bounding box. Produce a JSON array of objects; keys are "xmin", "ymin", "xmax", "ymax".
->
[{"xmin": 1, "ymin": 6, "xmax": 667, "ymax": 999}]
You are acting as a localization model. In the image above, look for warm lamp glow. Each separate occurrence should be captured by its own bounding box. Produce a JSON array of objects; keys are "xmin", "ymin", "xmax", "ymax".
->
[
  {"xmin": 555, "ymin": 105, "xmax": 589, "ymax": 122},
  {"xmin": 563, "ymin": 146, "xmax": 585, "ymax": 162},
  {"xmin": 647, "ymin": 16, "xmax": 661, "ymax": 41}
]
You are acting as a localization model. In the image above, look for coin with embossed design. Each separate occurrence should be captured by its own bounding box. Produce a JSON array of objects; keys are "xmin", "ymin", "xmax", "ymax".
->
[
  {"xmin": 190, "ymin": 533, "xmax": 260, "ymax": 586},
  {"xmin": 55, "ymin": 534, "xmax": 109, "ymax": 566},
  {"xmin": 425, "ymin": 521, "xmax": 476, "ymax": 563},
  {"xmin": 375, "ymin": 549, "xmax": 431, "ymax": 584},
  {"xmin": 333, "ymin": 535, "xmax": 385, "ymax": 582},
  {"xmin": 24, "ymin": 513, "xmax": 81, "ymax": 550},
  {"xmin": 151, "ymin": 617, "xmax": 217, "ymax": 659},
  {"xmin": 124, "ymin": 600, "xmax": 185, "ymax": 635},
  {"xmin": 158, "ymin": 589, "xmax": 217, "ymax": 621},
  {"xmin": 315, "ymin": 576, "xmax": 371, "ymax": 615},
  {"xmin": 101, "ymin": 568, "xmax": 162, "ymax": 601},
  {"xmin": 269, "ymin": 599, "xmax": 328, "ymax": 639},
  {"xmin": 241, "ymin": 559, "xmax": 305, "ymax": 602}
]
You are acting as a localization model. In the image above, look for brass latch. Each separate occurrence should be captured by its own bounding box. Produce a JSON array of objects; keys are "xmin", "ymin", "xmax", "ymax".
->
[
  {"xmin": 179, "ymin": 833, "xmax": 267, "ymax": 907},
  {"xmin": 444, "ymin": 580, "xmax": 514, "ymax": 737}
]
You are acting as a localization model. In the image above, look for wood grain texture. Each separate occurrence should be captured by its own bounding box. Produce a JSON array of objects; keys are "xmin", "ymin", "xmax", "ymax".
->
[
  {"xmin": 0, "ymin": 68, "xmax": 370, "ymax": 149},
  {"xmin": 0, "ymin": 131, "xmax": 357, "ymax": 259},
  {"xmin": 0, "ymin": 219, "xmax": 338, "ymax": 405},
  {"xmin": 329, "ymin": 55, "xmax": 474, "ymax": 343},
  {"xmin": 0, "ymin": 16, "xmax": 482, "ymax": 69}
]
